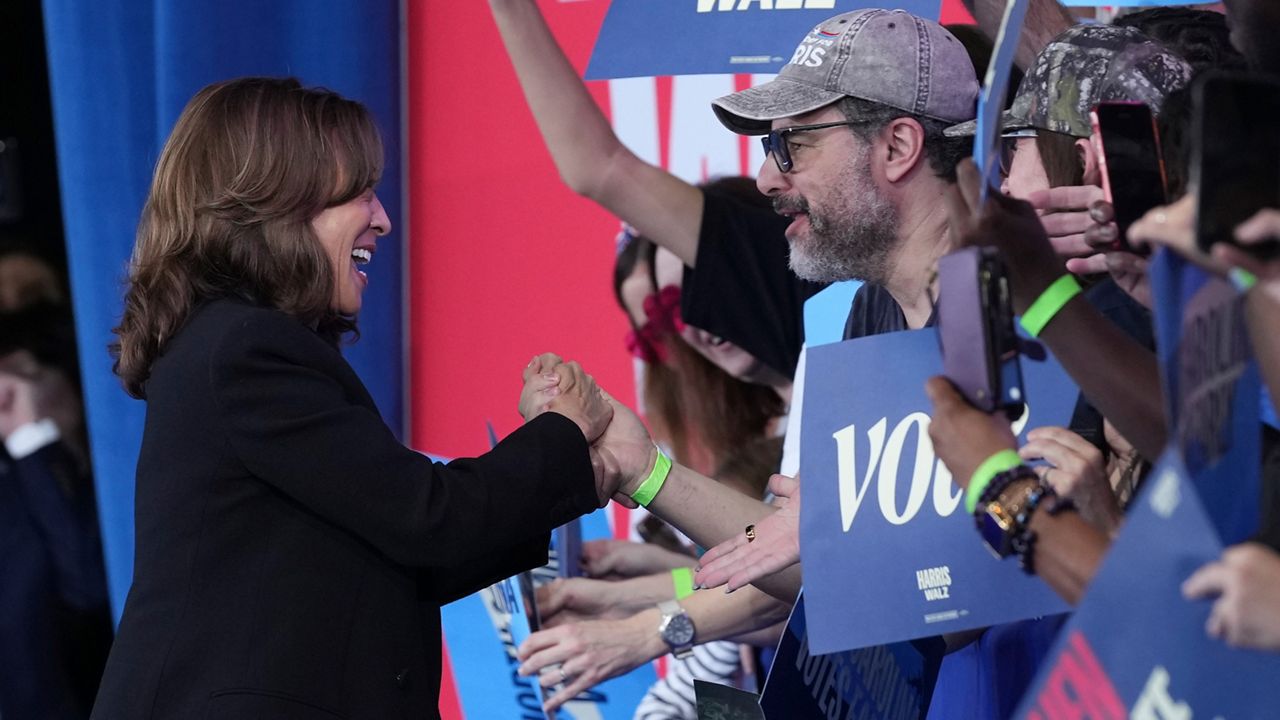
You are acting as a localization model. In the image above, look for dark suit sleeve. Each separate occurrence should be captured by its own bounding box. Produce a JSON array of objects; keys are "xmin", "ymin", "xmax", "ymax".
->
[
  {"xmin": 426, "ymin": 537, "xmax": 549, "ymax": 605},
  {"xmin": 208, "ymin": 311, "xmax": 600, "ymax": 569}
]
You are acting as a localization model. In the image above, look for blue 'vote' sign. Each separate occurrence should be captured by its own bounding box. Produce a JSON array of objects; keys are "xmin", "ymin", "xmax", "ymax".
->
[
  {"xmin": 761, "ymin": 592, "xmax": 943, "ymax": 720},
  {"xmin": 799, "ymin": 329, "xmax": 1076, "ymax": 653}
]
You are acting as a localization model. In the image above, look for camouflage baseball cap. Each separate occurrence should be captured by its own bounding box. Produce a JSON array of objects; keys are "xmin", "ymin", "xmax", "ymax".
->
[
  {"xmin": 945, "ymin": 24, "xmax": 1192, "ymax": 139},
  {"xmin": 712, "ymin": 9, "xmax": 978, "ymax": 135}
]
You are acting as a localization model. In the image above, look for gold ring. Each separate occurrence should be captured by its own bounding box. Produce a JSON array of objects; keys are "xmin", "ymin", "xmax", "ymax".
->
[{"xmin": 745, "ymin": 524, "xmax": 757, "ymax": 543}]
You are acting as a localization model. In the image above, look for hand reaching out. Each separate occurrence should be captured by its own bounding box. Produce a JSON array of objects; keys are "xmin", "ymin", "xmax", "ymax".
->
[
  {"xmin": 536, "ymin": 577, "xmax": 631, "ymax": 627},
  {"xmin": 592, "ymin": 391, "xmax": 656, "ymax": 506},
  {"xmin": 517, "ymin": 612, "xmax": 662, "ymax": 714},
  {"xmin": 693, "ymin": 474, "xmax": 802, "ymax": 593},
  {"xmin": 1183, "ymin": 542, "xmax": 1280, "ymax": 650},
  {"xmin": 517, "ymin": 352, "xmax": 613, "ymax": 443},
  {"xmin": 581, "ymin": 539, "xmax": 693, "ymax": 579}
]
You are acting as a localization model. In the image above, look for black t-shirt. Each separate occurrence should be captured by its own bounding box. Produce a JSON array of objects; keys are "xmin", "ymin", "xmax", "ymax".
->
[
  {"xmin": 841, "ymin": 283, "xmax": 930, "ymax": 339},
  {"xmin": 680, "ymin": 188, "xmax": 826, "ymax": 379}
]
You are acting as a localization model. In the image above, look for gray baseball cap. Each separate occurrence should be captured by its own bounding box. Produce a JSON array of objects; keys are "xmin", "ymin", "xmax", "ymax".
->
[
  {"xmin": 944, "ymin": 24, "xmax": 1193, "ymax": 139},
  {"xmin": 712, "ymin": 9, "xmax": 979, "ymax": 135}
]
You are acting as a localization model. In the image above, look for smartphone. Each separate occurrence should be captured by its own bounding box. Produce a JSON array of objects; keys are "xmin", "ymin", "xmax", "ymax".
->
[
  {"xmin": 1091, "ymin": 102, "xmax": 1168, "ymax": 252},
  {"xmin": 1192, "ymin": 72, "xmax": 1280, "ymax": 259},
  {"xmin": 937, "ymin": 247, "xmax": 1025, "ymax": 420}
]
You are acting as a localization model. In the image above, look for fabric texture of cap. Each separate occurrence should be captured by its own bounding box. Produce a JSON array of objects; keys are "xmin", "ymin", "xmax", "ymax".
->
[
  {"xmin": 712, "ymin": 8, "xmax": 979, "ymax": 135},
  {"xmin": 945, "ymin": 24, "xmax": 1193, "ymax": 138}
]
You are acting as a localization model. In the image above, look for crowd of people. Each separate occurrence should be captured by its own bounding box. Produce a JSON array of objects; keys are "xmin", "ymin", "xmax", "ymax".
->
[
  {"xmin": 6, "ymin": 0, "xmax": 1280, "ymax": 718},
  {"xmin": 489, "ymin": 0, "xmax": 1280, "ymax": 717}
]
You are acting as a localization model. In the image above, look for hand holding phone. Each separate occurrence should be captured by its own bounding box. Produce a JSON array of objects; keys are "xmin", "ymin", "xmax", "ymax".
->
[
  {"xmin": 937, "ymin": 247, "xmax": 1026, "ymax": 421},
  {"xmin": 1090, "ymin": 102, "xmax": 1168, "ymax": 253}
]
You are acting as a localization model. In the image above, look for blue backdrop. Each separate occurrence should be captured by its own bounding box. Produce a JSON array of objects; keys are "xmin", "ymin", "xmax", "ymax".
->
[{"xmin": 41, "ymin": 0, "xmax": 404, "ymax": 621}]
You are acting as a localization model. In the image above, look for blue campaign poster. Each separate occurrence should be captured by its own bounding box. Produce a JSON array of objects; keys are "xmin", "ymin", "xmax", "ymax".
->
[
  {"xmin": 1013, "ymin": 453, "xmax": 1280, "ymax": 719},
  {"xmin": 761, "ymin": 592, "xmax": 944, "ymax": 720},
  {"xmin": 440, "ymin": 506, "xmax": 657, "ymax": 719},
  {"xmin": 585, "ymin": 0, "xmax": 941, "ymax": 80},
  {"xmin": 974, "ymin": 0, "xmax": 1027, "ymax": 203},
  {"xmin": 1060, "ymin": 0, "xmax": 1194, "ymax": 5},
  {"xmin": 1148, "ymin": 249, "xmax": 1261, "ymax": 545},
  {"xmin": 799, "ymin": 329, "xmax": 1075, "ymax": 653}
]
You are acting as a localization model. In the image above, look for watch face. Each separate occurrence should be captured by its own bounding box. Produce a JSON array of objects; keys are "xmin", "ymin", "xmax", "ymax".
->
[{"xmin": 663, "ymin": 613, "xmax": 696, "ymax": 646}]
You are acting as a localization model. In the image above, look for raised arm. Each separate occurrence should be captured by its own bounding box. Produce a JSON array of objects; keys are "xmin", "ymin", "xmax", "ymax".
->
[
  {"xmin": 489, "ymin": 0, "xmax": 704, "ymax": 265},
  {"xmin": 962, "ymin": 0, "xmax": 1074, "ymax": 71}
]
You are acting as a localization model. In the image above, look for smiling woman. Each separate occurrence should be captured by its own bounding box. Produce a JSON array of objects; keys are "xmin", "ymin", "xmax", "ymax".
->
[{"xmin": 94, "ymin": 77, "xmax": 615, "ymax": 720}]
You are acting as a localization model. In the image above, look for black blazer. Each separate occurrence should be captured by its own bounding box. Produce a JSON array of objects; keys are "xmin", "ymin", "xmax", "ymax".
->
[{"xmin": 91, "ymin": 298, "xmax": 598, "ymax": 719}]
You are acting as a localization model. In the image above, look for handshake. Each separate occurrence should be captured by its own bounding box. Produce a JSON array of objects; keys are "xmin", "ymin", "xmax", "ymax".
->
[{"xmin": 518, "ymin": 353, "xmax": 657, "ymax": 508}]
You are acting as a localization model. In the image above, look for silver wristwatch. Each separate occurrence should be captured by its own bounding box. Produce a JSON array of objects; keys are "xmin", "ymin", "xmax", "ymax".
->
[{"xmin": 657, "ymin": 600, "xmax": 695, "ymax": 659}]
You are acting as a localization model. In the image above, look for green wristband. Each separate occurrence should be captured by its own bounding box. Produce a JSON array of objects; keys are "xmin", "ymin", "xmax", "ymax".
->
[
  {"xmin": 1019, "ymin": 274, "xmax": 1083, "ymax": 337},
  {"xmin": 671, "ymin": 567, "xmax": 695, "ymax": 600},
  {"xmin": 630, "ymin": 447, "xmax": 671, "ymax": 507},
  {"xmin": 1230, "ymin": 267, "xmax": 1258, "ymax": 293},
  {"xmin": 965, "ymin": 449, "xmax": 1024, "ymax": 515}
]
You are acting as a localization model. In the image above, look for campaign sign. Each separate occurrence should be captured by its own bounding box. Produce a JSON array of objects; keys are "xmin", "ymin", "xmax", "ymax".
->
[
  {"xmin": 441, "ymin": 506, "xmax": 657, "ymax": 720},
  {"xmin": 1060, "ymin": 0, "xmax": 1192, "ymax": 5},
  {"xmin": 1014, "ymin": 453, "xmax": 1280, "ymax": 719},
  {"xmin": 973, "ymin": 0, "xmax": 1027, "ymax": 203},
  {"xmin": 799, "ymin": 329, "xmax": 1075, "ymax": 653},
  {"xmin": 585, "ymin": 0, "xmax": 941, "ymax": 80},
  {"xmin": 1149, "ymin": 249, "xmax": 1261, "ymax": 545},
  {"xmin": 555, "ymin": 520, "xmax": 584, "ymax": 579},
  {"xmin": 760, "ymin": 592, "xmax": 944, "ymax": 719}
]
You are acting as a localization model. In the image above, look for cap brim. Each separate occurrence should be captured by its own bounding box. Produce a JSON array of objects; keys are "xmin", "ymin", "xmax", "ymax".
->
[
  {"xmin": 943, "ymin": 108, "xmax": 1030, "ymax": 138},
  {"xmin": 711, "ymin": 77, "xmax": 846, "ymax": 135}
]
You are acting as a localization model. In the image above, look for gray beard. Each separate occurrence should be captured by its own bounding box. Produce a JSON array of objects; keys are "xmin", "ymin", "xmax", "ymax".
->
[{"xmin": 786, "ymin": 151, "xmax": 899, "ymax": 286}]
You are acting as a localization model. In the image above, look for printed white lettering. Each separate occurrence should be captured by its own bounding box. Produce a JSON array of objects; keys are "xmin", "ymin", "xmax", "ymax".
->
[
  {"xmin": 1130, "ymin": 666, "xmax": 1192, "ymax": 720},
  {"xmin": 834, "ymin": 419, "xmax": 886, "ymax": 532},
  {"xmin": 878, "ymin": 412, "xmax": 933, "ymax": 525},
  {"xmin": 932, "ymin": 459, "xmax": 963, "ymax": 517},
  {"xmin": 699, "ymin": 0, "xmax": 833, "ymax": 10},
  {"xmin": 696, "ymin": 0, "xmax": 738, "ymax": 11}
]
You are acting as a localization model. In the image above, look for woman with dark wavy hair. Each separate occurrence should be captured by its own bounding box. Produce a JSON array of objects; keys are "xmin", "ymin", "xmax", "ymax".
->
[{"xmin": 93, "ymin": 77, "xmax": 616, "ymax": 720}]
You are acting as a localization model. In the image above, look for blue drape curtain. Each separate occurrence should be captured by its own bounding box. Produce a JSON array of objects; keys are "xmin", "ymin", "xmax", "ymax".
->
[{"xmin": 41, "ymin": 0, "xmax": 403, "ymax": 621}]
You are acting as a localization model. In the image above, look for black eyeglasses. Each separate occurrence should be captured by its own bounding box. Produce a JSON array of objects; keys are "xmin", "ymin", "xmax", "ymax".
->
[
  {"xmin": 999, "ymin": 129, "xmax": 1038, "ymax": 176},
  {"xmin": 760, "ymin": 121, "xmax": 861, "ymax": 173}
]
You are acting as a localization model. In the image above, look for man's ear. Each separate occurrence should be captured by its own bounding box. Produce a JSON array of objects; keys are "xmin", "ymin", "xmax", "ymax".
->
[
  {"xmin": 882, "ymin": 117, "xmax": 927, "ymax": 184},
  {"xmin": 1078, "ymin": 136, "xmax": 1102, "ymax": 188}
]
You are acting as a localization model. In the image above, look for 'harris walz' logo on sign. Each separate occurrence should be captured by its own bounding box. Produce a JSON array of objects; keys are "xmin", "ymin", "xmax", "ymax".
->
[
  {"xmin": 915, "ymin": 566, "xmax": 951, "ymax": 602},
  {"xmin": 697, "ymin": 0, "xmax": 835, "ymax": 11}
]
